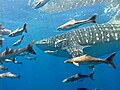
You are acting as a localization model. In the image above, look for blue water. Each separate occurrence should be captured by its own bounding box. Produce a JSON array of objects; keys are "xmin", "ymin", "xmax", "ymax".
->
[{"xmin": 0, "ymin": 0, "xmax": 120, "ymax": 90}]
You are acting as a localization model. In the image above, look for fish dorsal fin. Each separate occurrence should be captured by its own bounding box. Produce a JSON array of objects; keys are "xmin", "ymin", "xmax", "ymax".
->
[
  {"xmin": 6, "ymin": 72, "xmax": 12, "ymax": 75},
  {"xmin": 88, "ymin": 66, "xmax": 95, "ymax": 70},
  {"xmin": 69, "ymin": 20, "xmax": 76, "ymax": 23},
  {"xmin": 73, "ymin": 62, "xmax": 79, "ymax": 66},
  {"xmin": 16, "ymin": 27, "xmax": 21, "ymax": 30},
  {"xmin": 76, "ymin": 73, "xmax": 81, "ymax": 76},
  {"xmin": 84, "ymin": 54, "xmax": 89, "ymax": 56}
]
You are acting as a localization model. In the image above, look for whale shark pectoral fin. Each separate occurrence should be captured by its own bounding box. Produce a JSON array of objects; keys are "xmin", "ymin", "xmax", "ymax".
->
[
  {"xmin": 66, "ymin": 42, "xmax": 90, "ymax": 57},
  {"xmin": 73, "ymin": 62, "xmax": 79, "ymax": 66}
]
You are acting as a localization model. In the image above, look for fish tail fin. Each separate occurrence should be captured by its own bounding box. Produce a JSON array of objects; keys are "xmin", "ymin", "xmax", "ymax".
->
[
  {"xmin": 89, "ymin": 71, "xmax": 94, "ymax": 81},
  {"xmin": 23, "ymin": 23, "xmax": 27, "ymax": 33},
  {"xmin": 89, "ymin": 14, "xmax": 97, "ymax": 23},
  {"xmin": 26, "ymin": 40, "xmax": 36, "ymax": 54},
  {"xmin": 21, "ymin": 35, "xmax": 24, "ymax": 41},
  {"xmin": 105, "ymin": 52, "xmax": 116, "ymax": 69},
  {"xmin": 18, "ymin": 75, "xmax": 20, "ymax": 79}
]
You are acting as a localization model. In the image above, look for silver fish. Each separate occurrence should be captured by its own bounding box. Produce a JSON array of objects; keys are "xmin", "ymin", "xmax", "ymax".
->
[
  {"xmin": 36, "ymin": 21, "xmax": 120, "ymax": 58},
  {"xmin": 34, "ymin": 0, "xmax": 50, "ymax": 9},
  {"xmin": 64, "ymin": 52, "xmax": 116, "ymax": 69},
  {"xmin": 0, "ymin": 72, "xmax": 20, "ymax": 78},
  {"xmin": 9, "ymin": 23, "xmax": 27, "ymax": 37},
  {"xmin": 0, "ymin": 28, "xmax": 11, "ymax": 35},
  {"xmin": 0, "ymin": 40, "xmax": 36, "ymax": 64},
  {"xmin": 62, "ymin": 71, "xmax": 94, "ymax": 83},
  {"xmin": 0, "ymin": 65, "xmax": 8, "ymax": 71},
  {"xmin": 0, "ymin": 24, "xmax": 11, "ymax": 35},
  {"xmin": 5, "ymin": 58, "xmax": 22, "ymax": 64},
  {"xmin": 25, "ymin": 56, "xmax": 37, "ymax": 60},
  {"xmin": 57, "ymin": 14, "xmax": 97, "ymax": 30},
  {"xmin": 12, "ymin": 35, "xmax": 24, "ymax": 46}
]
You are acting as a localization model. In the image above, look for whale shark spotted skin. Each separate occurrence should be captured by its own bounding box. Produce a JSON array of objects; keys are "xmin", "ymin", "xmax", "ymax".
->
[{"xmin": 36, "ymin": 22, "xmax": 120, "ymax": 58}]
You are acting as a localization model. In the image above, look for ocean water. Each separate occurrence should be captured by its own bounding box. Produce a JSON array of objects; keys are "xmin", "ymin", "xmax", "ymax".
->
[{"xmin": 0, "ymin": 0, "xmax": 120, "ymax": 90}]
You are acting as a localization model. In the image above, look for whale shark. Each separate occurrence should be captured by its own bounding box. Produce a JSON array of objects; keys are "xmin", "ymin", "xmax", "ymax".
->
[{"xmin": 36, "ymin": 20, "xmax": 120, "ymax": 58}]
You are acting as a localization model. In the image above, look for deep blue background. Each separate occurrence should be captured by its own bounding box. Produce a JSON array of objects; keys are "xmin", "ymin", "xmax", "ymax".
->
[{"xmin": 0, "ymin": 0, "xmax": 120, "ymax": 90}]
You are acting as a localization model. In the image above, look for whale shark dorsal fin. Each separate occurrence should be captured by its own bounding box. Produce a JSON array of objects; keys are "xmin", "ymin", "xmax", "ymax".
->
[{"xmin": 73, "ymin": 62, "xmax": 79, "ymax": 66}]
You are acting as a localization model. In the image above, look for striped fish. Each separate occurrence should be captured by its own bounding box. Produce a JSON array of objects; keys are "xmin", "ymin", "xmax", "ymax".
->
[
  {"xmin": 0, "ymin": 40, "xmax": 36, "ymax": 64},
  {"xmin": 0, "ymin": 72, "xmax": 20, "ymax": 78},
  {"xmin": 36, "ymin": 21, "xmax": 120, "ymax": 58},
  {"xmin": 9, "ymin": 23, "xmax": 27, "ymax": 37}
]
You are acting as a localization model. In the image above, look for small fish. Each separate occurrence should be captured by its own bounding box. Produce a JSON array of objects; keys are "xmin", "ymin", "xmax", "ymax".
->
[
  {"xmin": 34, "ymin": 0, "xmax": 50, "ymax": 9},
  {"xmin": 0, "ymin": 24, "xmax": 11, "ymax": 35},
  {"xmin": 25, "ymin": 56, "xmax": 37, "ymax": 60},
  {"xmin": 62, "ymin": 71, "xmax": 94, "ymax": 83},
  {"xmin": 55, "ymin": 39, "xmax": 67, "ymax": 44},
  {"xmin": 64, "ymin": 52, "xmax": 116, "ymax": 70},
  {"xmin": 12, "ymin": 35, "xmax": 24, "ymax": 46},
  {"xmin": 9, "ymin": 23, "xmax": 27, "ymax": 37},
  {"xmin": 0, "ymin": 72, "xmax": 20, "ymax": 78},
  {"xmin": 0, "ymin": 40, "xmax": 36, "ymax": 64},
  {"xmin": 44, "ymin": 50, "xmax": 58, "ymax": 53},
  {"xmin": 5, "ymin": 59, "xmax": 22, "ymax": 64},
  {"xmin": 0, "ymin": 65, "xmax": 8, "ymax": 71},
  {"xmin": 0, "ymin": 28, "xmax": 11, "ymax": 35},
  {"xmin": 57, "ymin": 14, "xmax": 97, "ymax": 30},
  {"xmin": 19, "ymin": 52, "xmax": 29, "ymax": 56}
]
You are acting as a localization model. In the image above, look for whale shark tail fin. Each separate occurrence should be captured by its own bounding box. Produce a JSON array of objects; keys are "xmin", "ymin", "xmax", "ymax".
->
[
  {"xmin": 89, "ymin": 14, "xmax": 97, "ymax": 23},
  {"xmin": 23, "ymin": 23, "xmax": 27, "ymax": 33},
  {"xmin": 105, "ymin": 52, "xmax": 116, "ymax": 69},
  {"xmin": 89, "ymin": 71, "xmax": 94, "ymax": 81},
  {"xmin": 27, "ymin": 40, "xmax": 36, "ymax": 55}
]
